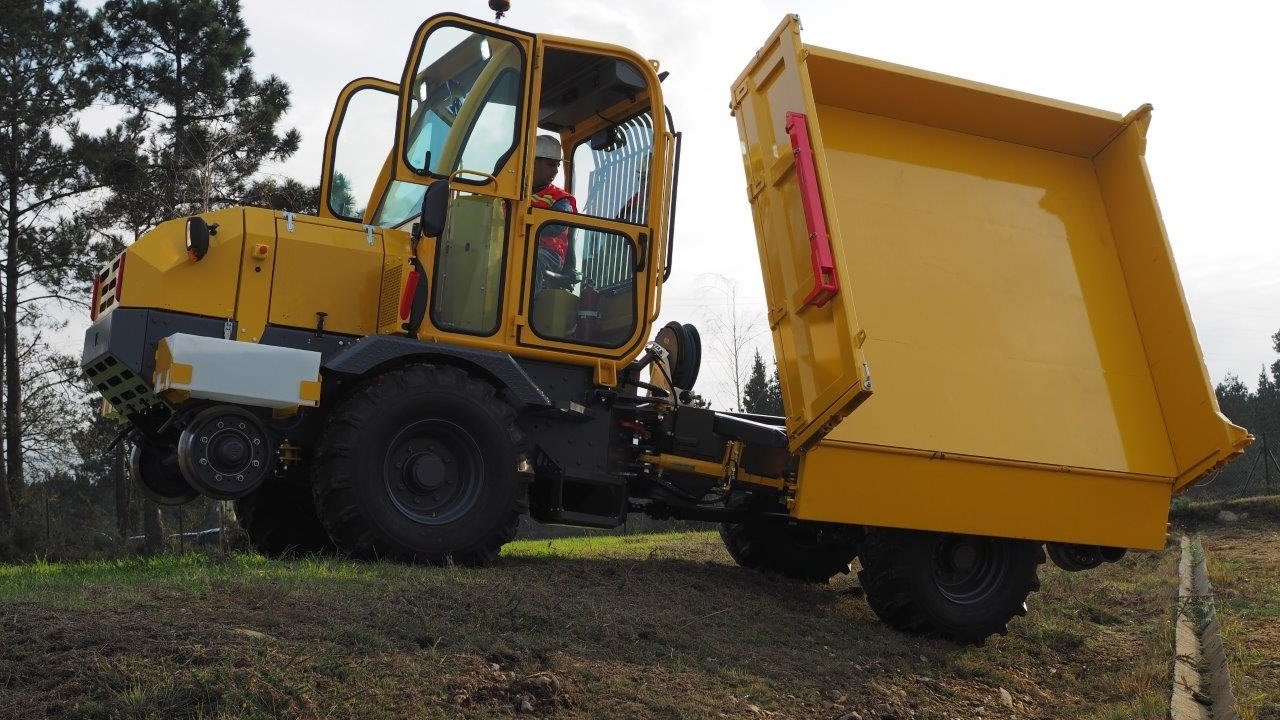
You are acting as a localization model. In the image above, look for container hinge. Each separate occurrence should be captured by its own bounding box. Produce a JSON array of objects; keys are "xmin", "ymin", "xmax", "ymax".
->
[
  {"xmin": 364, "ymin": 224, "xmax": 376, "ymax": 246},
  {"xmin": 767, "ymin": 304, "xmax": 787, "ymax": 329},
  {"xmin": 861, "ymin": 362, "xmax": 873, "ymax": 391},
  {"xmin": 223, "ymin": 318, "xmax": 233, "ymax": 340},
  {"xmin": 283, "ymin": 212, "xmax": 296, "ymax": 233}
]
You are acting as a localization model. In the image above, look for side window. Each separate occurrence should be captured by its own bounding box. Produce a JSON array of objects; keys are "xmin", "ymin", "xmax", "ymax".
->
[
  {"xmin": 328, "ymin": 86, "xmax": 397, "ymax": 221},
  {"xmin": 571, "ymin": 113, "xmax": 655, "ymax": 226},
  {"xmin": 529, "ymin": 223, "xmax": 636, "ymax": 348},
  {"xmin": 403, "ymin": 26, "xmax": 523, "ymax": 180},
  {"xmin": 431, "ymin": 192, "xmax": 508, "ymax": 335},
  {"xmin": 371, "ymin": 181, "xmax": 427, "ymax": 228}
]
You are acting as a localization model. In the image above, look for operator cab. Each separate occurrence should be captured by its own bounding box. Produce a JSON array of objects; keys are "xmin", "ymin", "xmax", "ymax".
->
[{"xmin": 317, "ymin": 13, "xmax": 678, "ymax": 383}]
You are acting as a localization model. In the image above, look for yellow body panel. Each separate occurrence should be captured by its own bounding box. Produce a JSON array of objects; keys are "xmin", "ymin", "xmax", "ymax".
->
[
  {"xmin": 268, "ymin": 215, "xmax": 386, "ymax": 336},
  {"xmin": 734, "ymin": 16, "xmax": 1249, "ymax": 549},
  {"xmin": 117, "ymin": 208, "xmax": 244, "ymax": 319},
  {"xmin": 233, "ymin": 208, "xmax": 279, "ymax": 342}
]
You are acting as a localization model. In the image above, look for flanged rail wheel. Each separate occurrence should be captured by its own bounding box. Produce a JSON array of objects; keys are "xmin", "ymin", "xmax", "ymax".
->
[
  {"xmin": 130, "ymin": 440, "xmax": 198, "ymax": 506},
  {"xmin": 312, "ymin": 364, "xmax": 529, "ymax": 565},
  {"xmin": 858, "ymin": 528, "xmax": 1044, "ymax": 644},
  {"xmin": 177, "ymin": 405, "xmax": 273, "ymax": 500}
]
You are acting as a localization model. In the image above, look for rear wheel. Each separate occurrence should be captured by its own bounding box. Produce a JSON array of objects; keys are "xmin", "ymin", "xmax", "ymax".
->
[
  {"xmin": 719, "ymin": 519, "xmax": 860, "ymax": 583},
  {"xmin": 312, "ymin": 364, "xmax": 529, "ymax": 565},
  {"xmin": 858, "ymin": 528, "xmax": 1043, "ymax": 644},
  {"xmin": 234, "ymin": 469, "xmax": 334, "ymax": 557}
]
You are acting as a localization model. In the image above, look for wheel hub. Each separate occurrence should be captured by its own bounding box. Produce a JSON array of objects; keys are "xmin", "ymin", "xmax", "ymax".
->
[
  {"xmin": 405, "ymin": 452, "xmax": 448, "ymax": 492},
  {"xmin": 932, "ymin": 535, "xmax": 1009, "ymax": 606},
  {"xmin": 383, "ymin": 420, "xmax": 483, "ymax": 526},
  {"xmin": 211, "ymin": 433, "xmax": 249, "ymax": 468},
  {"xmin": 946, "ymin": 541, "xmax": 978, "ymax": 573}
]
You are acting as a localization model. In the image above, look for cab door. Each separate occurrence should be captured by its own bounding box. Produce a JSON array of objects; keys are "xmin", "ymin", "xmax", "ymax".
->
[
  {"xmin": 390, "ymin": 14, "xmax": 535, "ymax": 338},
  {"xmin": 318, "ymin": 77, "xmax": 399, "ymax": 222},
  {"xmin": 515, "ymin": 41, "xmax": 669, "ymax": 370}
]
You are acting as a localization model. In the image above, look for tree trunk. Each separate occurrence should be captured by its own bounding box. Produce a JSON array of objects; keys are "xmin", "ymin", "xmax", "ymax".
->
[
  {"xmin": 114, "ymin": 442, "xmax": 129, "ymax": 538},
  {"xmin": 3, "ymin": 179, "xmax": 20, "ymax": 520},
  {"xmin": 143, "ymin": 501, "xmax": 164, "ymax": 554}
]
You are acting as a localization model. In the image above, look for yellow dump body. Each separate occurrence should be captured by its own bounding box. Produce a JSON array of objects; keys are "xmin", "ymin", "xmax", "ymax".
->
[{"xmin": 732, "ymin": 17, "xmax": 1250, "ymax": 550}]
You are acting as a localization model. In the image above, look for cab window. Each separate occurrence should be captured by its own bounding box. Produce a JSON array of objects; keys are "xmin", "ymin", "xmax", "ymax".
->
[
  {"xmin": 403, "ymin": 25, "xmax": 523, "ymax": 179},
  {"xmin": 529, "ymin": 222, "xmax": 636, "ymax": 348},
  {"xmin": 328, "ymin": 85, "xmax": 397, "ymax": 221},
  {"xmin": 571, "ymin": 113, "xmax": 655, "ymax": 226},
  {"xmin": 431, "ymin": 191, "xmax": 509, "ymax": 336}
]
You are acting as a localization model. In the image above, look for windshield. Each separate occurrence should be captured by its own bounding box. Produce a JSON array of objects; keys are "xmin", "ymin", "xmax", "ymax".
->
[
  {"xmin": 403, "ymin": 25, "xmax": 523, "ymax": 177},
  {"xmin": 372, "ymin": 180, "xmax": 428, "ymax": 228}
]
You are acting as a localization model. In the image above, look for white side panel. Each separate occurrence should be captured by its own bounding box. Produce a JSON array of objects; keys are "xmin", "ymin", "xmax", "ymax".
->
[{"xmin": 153, "ymin": 333, "xmax": 322, "ymax": 409}]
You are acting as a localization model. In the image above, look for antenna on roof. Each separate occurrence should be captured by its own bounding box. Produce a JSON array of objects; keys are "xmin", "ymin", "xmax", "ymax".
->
[{"xmin": 488, "ymin": 0, "xmax": 511, "ymax": 22}]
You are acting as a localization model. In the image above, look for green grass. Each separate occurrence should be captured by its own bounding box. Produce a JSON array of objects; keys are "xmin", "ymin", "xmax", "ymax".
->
[
  {"xmin": 1199, "ymin": 526, "xmax": 1280, "ymax": 720},
  {"xmin": 0, "ymin": 530, "xmax": 1186, "ymax": 719}
]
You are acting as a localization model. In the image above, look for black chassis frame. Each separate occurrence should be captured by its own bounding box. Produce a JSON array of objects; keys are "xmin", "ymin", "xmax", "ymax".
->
[{"xmin": 81, "ymin": 308, "xmax": 792, "ymax": 527}]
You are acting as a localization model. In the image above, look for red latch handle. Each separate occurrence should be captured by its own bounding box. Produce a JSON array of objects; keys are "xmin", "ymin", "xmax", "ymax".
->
[{"xmin": 785, "ymin": 111, "xmax": 838, "ymax": 308}]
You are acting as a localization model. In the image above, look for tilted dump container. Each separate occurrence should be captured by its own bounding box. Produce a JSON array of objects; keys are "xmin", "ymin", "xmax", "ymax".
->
[{"xmin": 732, "ymin": 16, "xmax": 1250, "ymax": 550}]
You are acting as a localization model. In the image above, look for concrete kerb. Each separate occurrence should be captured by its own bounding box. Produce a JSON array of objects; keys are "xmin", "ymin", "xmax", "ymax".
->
[{"xmin": 1170, "ymin": 535, "xmax": 1239, "ymax": 720}]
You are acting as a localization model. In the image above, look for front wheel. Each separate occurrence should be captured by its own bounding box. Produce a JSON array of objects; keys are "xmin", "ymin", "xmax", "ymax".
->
[
  {"xmin": 858, "ymin": 528, "xmax": 1043, "ymax": 644},
  {"xmin": 311, "ymin": 364, "xmax": 529, "ymax": 565}
]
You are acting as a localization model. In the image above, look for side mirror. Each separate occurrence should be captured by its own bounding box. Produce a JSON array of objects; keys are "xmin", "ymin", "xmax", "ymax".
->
[
  {"xmin": 590, "ymin": 126, "xmax": 626, "ymax": 152},
  {"xmin": 419, "ymin": 178, "xmax": 450, "ymax": 238},
  {"xmin": 185, "ymin": 216, "xmax": 214, "ymax": 261}
]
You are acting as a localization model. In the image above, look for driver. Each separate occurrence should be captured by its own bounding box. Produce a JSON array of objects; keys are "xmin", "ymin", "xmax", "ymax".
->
[{"xmin": 530, "ymin": 135, "xmax": 578, "ymax": 290}]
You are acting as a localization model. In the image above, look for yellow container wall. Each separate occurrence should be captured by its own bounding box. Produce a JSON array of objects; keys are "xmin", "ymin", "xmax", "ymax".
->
[
  {"xmin": 815, "ymin": 103, "xmax": 1175, "ymax": 477},
  {"xmin": 734, "ymin": 17, "xmax": 1249, "ymax": 549}
]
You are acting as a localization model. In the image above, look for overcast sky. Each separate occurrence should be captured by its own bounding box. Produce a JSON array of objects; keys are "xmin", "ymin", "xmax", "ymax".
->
[{"xmin": 179, "ymin": 1, "xmax": 1278, "ymax": 407}]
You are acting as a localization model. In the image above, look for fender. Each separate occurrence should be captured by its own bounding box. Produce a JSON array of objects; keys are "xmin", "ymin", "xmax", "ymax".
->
[{"xmin": 323, "ymin": 334, "xmax": 552, "ymax": 408}]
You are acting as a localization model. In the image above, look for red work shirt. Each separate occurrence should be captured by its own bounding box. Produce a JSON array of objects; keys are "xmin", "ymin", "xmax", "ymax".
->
[{"xmin": 531, "ymin": 184, "xmax": 577, "ymax": 265}]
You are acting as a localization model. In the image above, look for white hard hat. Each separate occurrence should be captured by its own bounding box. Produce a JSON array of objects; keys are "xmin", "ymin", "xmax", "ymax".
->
[{"xmin": 535, "ymin": 135, "xmax": 562, "ymax": 161}]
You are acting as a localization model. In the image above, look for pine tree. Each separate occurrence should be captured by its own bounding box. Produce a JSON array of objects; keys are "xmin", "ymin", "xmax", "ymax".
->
[
  {"xmin": 764, "ymin": 363, "xmax": 784, "ymax": 416},
  {"xmin": 0, "ymin": 0, "xmax": 123, "ymax": 529},
  {"xmin": 244, "ymin": 177, "xmax": 319, "ymax": 215},
  {"xmin": 741, "ymin": 350, "xmax": 770, "ymax": 414},
  {"xmin": 98, "ymin": 0, "xmax": 300, "ymax": 216}
]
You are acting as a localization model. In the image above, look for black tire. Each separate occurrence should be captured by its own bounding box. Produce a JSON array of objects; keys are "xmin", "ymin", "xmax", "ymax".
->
[
  {"xmin": 719, "ymin": 519, "xmax": 860, "ymax": 583},
  {"xmin": 234, "ymin": 470, "xmax": 335, "ymax": 557},
  {"xmin": 857, "ymin": 527, "xmax": 1044, "ymax": 644},
  {"xmin": 312, "ymin": 364, "xmax": 529, "ymax": 565}
]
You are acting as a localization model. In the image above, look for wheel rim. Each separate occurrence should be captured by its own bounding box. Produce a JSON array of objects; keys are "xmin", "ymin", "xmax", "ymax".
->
[
  {"xmin": 382, "ymin": 419, "xmax": 484, "ymax": 525},
  {"xmin": 931, "ymin": 535, "xmax": 1010, "ymax": 605}
]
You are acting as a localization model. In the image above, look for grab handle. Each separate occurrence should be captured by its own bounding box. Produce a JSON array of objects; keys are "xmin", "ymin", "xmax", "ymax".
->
[{"xmin": 785, "ymin": 111, "xmax": 838, "ymax": 309}]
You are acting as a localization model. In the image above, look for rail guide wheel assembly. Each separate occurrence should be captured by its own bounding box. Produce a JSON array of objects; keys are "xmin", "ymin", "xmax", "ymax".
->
[{"xmin": 177, "ymin": 405, "xmax": 274, "ymax": 500}]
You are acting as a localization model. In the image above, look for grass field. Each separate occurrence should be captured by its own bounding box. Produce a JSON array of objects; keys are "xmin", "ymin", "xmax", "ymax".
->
[
  {"xmin": 0, "ymin": 527, "xmax": 1192, "ymax": 720},
  {"xmin": 1199, "ymin": 526, "xmax": 1280, "ymax": 720}
]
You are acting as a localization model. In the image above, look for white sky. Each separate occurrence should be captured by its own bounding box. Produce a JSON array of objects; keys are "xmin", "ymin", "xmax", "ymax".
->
[{"xmin": 78, "ymin": 1, "xmax": 1280, "ymax": 409}]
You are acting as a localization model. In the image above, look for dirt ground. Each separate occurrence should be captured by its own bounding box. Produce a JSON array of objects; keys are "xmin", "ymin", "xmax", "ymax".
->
[{"xmin": 0, "ymin": 527, "xmax": 1198, "ymax": 720}]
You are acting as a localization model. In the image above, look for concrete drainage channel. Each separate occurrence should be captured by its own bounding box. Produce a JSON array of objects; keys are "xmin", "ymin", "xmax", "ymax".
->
[{"xmin": 1171, "ymin": 535, "xmax": 1239, "ymax": 720}]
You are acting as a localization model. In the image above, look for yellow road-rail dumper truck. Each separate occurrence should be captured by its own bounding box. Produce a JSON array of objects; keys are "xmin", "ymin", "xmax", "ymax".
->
[{"xmin": 80, "ymin": 11, "xmax": 1250, "ymax": 642}]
